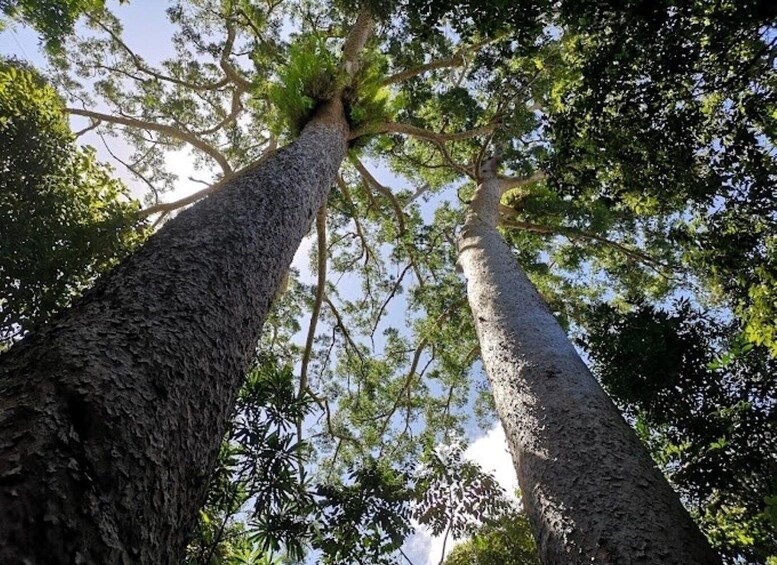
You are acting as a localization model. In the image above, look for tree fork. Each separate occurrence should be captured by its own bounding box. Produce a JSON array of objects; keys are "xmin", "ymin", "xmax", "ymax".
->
[{"xmin": 456, "ymin": 158, "xmax": 721, "ymax": 564}]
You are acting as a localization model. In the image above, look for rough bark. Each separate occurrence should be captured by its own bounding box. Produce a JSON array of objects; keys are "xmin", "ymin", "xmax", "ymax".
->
[
  {"xmin": 456, "ymin": 161, "xmax": 721, "ymax": 564},
  {"xmin": 0, "ymin": 101, "xmax": 349, "ymax": 564}
]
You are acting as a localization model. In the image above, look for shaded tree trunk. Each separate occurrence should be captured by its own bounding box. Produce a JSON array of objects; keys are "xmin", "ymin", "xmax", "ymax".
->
[
  {"xmin": 456, "ymin": 160, "xmax": 721, "ymax": 564},
  {"xmin": 0, "ymin": 101, "xmax": 349, "ymax": 564}
]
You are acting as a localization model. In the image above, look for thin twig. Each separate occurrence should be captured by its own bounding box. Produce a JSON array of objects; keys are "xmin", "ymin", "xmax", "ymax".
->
[
  {"xmin": 96, "ymin": 130, "xmax": 160, "ymax": 204},
  {"xmin": 370, "ymin": 261, "xmax": 413, "ymax": 338},
  {"xmin": 376, "ymin": 301, "xmax": 464, "ymax": 441},
  {"xmin": 298, "ymin": 204, "xmax": 328, "ymax": 446},
  {"xmin": 88, "ymin": 15, "xmax": 230, "ymax": 91},
  {"xmin": 323, "ymin": 294, "xmax": 366, "ymax": 364},
  {"xmin": 73, "ymin": 118, "xmax": 101, "ymax": 138},
  {"xmin": 352, "ymin": 157, "xmax": 406, "ymax": 235},
  {"xmin": 336, "ymin": 176, "xmax": 372, "ymax": 264}
]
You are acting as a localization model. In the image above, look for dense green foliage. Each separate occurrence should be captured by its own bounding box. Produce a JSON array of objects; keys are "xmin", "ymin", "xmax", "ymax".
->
[
  {"xmin": 268, "ymin": 35, "xmax": 394, "ymax": 139},
  {"xmin": 268, "ymin": 35, "xmax": 342, "ymax": 137},
  {"xmin": 444, "ymin": 510, "xmax": 540, "ymax": 565},
  {"xmin": 0, "ymin": 59, "xmax": 146, "ymax": 345},
  {"xmin": 547, "ymin": 0, "xmax": 777, "ymax": 356},
  {"xmin": 581, "ymin": 302, "xmax": 777, "ymax": 562},
  {"xmin": 185, "ymin": 359, "xmax": 312, "ymax": 565}
]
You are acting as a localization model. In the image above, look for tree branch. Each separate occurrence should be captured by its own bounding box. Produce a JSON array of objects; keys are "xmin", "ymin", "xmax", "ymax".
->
[
  {"xmin": 496, "ymin": 172, "xmax": 546, "ymax": 192},
  {"xmin": 193, "ymin": 87, "xmax": 244, "ymax": 136},
  {"xmin": 403, "ymin": 183, "xmax": 431, "ymax": 208},
  {"xmin": 96, "ymin": 130, "xmax": 161, "ymax": 205},
  {"xmin": 219, "ymin": 16, "xmax": 254, "ymax": 92},
  {"xmin": 297, "ymin": 204, "xmax": 328, "ymax": 457},
  {"xmin": 88, "ymin": 15, "xmax": 232, "ymax": 91},
  {"xmin": 352, "ymin": 157, "xmax": 406, "ymax": 236},
  {"xmin": 139, "ymin": 177, "xmax": 227, "ymax": 218},
  {"xmin": 351, "ymin": 158, "xmax": 426, "ymax": 286},
  {"xmin": 377, "ymin": 334, "xmax": 429, "ymax": 442},
  {"xmin": 380, "ymin": 35, "xmax": 506, "ymax": 86},
  {"xmin": 430, "ymin": 136, "xmax": 473, "ymax": 179},
  {"xmin": 371, "ymin": 261, "xmax": 413, "ymax": 339},
  {"xmin": 339, "ymin": 8, "xmax": 374, "ymax": 82},
  {"xmin": 137, "ymin": 145, "xmax": 276, "ymax": 218},
  {"xmin": 324, "ymin": 294, "xmax": 366, "ymax": 365},
  {"xmin": 73, "ymin": 118, "xmax": 101, "ymax": 138},
  {"xmin": 376, "ymin": 301, "xmax": 463, "ymax": 441},
  {"xmin": 381, "ymin": 52, "xmax": 464, "ymax": 86},
  {"xmin": 307, "ymin": 387, "xmax": 360, "ymax": 447},
  {"xmin": 336, "ymin": 175, "xmax": 372, "ymax": 264},
  {"xmin": 500, "ymin": 216, "xmax": 673, "ymax": 270},
  {"xmin": 67, "ymin": 107, "xmax": 233, "ymax": 174}
]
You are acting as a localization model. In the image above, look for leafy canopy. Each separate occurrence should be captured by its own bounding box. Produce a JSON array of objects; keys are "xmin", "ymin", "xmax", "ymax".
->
[{"xmin": 10, "ymin": 0, "xmax": 776, "ymax": 561}]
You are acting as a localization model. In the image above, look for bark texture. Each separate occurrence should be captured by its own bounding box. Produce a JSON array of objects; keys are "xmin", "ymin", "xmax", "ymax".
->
[
  {"xmin": 0, "ymin": 103, "xmax": 348, "ymax": 564},
  {"xmin": 456, "ymin": 163, "xmax": 721, "ymax": 564}
]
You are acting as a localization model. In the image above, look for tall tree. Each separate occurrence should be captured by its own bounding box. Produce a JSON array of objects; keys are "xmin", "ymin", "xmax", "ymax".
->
[
  {"xmin": 0, "ymin": 10, "xmax": 372, "ymax": 563},
  {"xmin": 365, "ymin": 2, "xmax": 775, "ymax": 560},
  {"xmin": 457, "ymin": 158, "xmax": 720, "ymax": 563}
]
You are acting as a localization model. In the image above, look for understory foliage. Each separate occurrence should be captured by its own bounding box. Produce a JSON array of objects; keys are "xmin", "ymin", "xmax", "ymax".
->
[
  {"xmin": 1, "ymin": 0, "xmax": 775, "ymax": 563},
  {"xmin": 185, "ymin": 354, "xmax": 517, "ymax": 564}
]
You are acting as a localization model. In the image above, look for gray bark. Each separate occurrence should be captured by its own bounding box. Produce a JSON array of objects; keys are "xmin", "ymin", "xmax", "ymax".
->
[
  {"xmin": 0, "ymin": 102, "xmax": 348, "ymax": 564},
  {"xmin": 456, "ymin": 161, "xmax": 721, "ymax": 564}
]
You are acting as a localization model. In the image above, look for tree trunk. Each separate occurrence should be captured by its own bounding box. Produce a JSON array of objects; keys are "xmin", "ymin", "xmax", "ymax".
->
[
  {"xmin": 456, "ymin": 161, "xmax": 721, "ymax": 564},
  {"xmin": 0, "ymin": 101, "xmax": 349, "ymax": 564}
]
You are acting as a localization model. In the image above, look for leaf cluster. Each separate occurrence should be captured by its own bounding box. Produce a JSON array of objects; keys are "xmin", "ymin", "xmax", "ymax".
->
[
  {"xmin": 413, "ymin": 439, "xmax": 513, "ymax": 539},
  {"xmin": 0, "ymin": 58, "xmax": 147, "ymax": 344},
  {"xmin": 186, "ymin": 357, "xmax": 314, "ymax": 564},
  {"xmin": 314, "ymin": 461, "xmax": 415, "ymax": 564},
  {"xmin": 267, "ymin": 35, "xmax": 395, "ymax": 139},
  {"xmin": 444, "ymin": 510, "xmax": 540, "ymax": 565},
  {"xmin": 268, "ymin": 34, "xmax": 341, "ymax": 137}
]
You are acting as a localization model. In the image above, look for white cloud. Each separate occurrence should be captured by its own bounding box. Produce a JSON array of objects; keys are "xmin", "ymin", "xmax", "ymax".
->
[{"xmin": 464, "ymin": 423, "xmax": 519, "ymax": 500}]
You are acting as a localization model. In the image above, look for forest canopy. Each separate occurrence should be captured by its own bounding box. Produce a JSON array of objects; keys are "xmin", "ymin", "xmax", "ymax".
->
[{"xmin": 0, "ymin": 0, "xmax": 775, "ymax": 564}]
